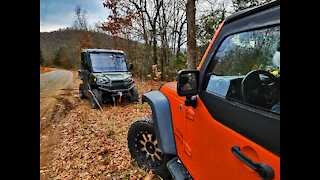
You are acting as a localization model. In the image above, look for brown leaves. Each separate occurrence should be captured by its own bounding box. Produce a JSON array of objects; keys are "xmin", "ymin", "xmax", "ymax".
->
[
  {"xmin": 80, "ymin": 30, "xmax": 92, "ymax": 50},
  {"xmin": 41, "ymin": 77, "xmax": 163, "ymax": 179},
  {"xmin": 40, "ymin": 67, "xmax": 53, "ymax": 74},
  {"xmin": 100, "ymin": 0, "xmax": 138, "ymax": 35}
]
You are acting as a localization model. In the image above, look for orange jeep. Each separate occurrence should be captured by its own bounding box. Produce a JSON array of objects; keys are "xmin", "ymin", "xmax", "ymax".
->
[{"xmin": 127, "ymin": 1, "xmax": 280, "ymax": 179}]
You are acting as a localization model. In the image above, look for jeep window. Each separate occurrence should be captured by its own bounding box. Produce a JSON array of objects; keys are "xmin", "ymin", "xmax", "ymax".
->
[
  {"xmin": 90, "ymin": 53, "xmax": 128, "ymax": 72},
  {"xmin": 206, "ymin": 26, "xmax": 280, "ymax": 113}
]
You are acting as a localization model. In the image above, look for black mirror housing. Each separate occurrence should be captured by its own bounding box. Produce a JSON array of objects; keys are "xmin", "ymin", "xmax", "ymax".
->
[{"xmin": 177, "ymin": 70, "xmax": 199, "ymax": 97}]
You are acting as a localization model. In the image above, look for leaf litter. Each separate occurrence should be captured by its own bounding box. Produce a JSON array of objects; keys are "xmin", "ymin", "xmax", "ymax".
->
[{"xmin": 40, "ymin": 76, "xmax": 163, "ymax": 179}]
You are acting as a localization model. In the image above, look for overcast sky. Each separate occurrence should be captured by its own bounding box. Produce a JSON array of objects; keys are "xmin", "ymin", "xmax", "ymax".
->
[
  {"xmin": 40, "ymin": 0, "xmax": 110, "ymax": 32},
  {"xmin": 39, "ymin": 0, "xmax": 235, "ymax": 33}
]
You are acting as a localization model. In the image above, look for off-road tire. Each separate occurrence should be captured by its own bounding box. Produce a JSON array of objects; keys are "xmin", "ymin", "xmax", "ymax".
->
[
  {"xmin": 90, "ymin": 89, "xmax": 102, "ymax": 109},
  {"xmin": 130, "ymin": 87, "xmax": 139, "ymax": 103},
  {"xmin": 127, "ymin": 116, "xmax": 172, "ymax": 179},
  {"xmin": 79, "ymin": 83, "xmax": 86, "ymax": 99}
]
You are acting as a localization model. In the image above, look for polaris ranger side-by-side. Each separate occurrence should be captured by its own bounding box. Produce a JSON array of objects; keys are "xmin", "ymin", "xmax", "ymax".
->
[
  {"xmin": 78, "ymin": 49, "xmax": 139, "ymax": 109},
  {"xmin": 127, "ymin": 1, "xmax": 280, "ymax": 179}
]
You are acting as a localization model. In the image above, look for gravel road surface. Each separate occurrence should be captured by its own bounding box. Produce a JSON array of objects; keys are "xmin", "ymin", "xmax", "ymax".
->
[
  {"xmin": 40, "ymin": 68, "xmax": 78, "ymax": 177},
  {"xmin": 40, "ymin": 69, "xmax": 75, "ymax": 121}
]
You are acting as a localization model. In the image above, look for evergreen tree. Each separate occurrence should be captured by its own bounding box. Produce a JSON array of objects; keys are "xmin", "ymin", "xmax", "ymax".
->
[{"xmin": 53, "ymin": 47, "xmax": 63, "ymax": 66}]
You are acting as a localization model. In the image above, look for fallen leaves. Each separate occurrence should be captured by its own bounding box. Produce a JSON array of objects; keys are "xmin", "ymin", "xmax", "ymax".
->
[
  {"xmin": 40, "ymin": 76, "xmax": 163, "ymax": 179},
  {"xmin": 40, "ymin": 67, "xmax": 53, "ymax": 74}
]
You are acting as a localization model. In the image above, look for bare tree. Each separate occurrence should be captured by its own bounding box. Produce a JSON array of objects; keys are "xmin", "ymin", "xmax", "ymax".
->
[
  {"xmin": 100, "ymin": 0, "xmax": 194, "ymax": 79},
  {"xmin": 72, "ymin": 6, "xmax": 89, "ymax": 30},
  {"xmin": 186, "ymin": 0, "xmax": 197, "ymax": 69},
  {"xmin": 129, "ymin": 0, "xmax": 163, "ymax": 65},
  {"xmin": 157, "ymin": 0, "xmax": 187, "ymax": 80}
]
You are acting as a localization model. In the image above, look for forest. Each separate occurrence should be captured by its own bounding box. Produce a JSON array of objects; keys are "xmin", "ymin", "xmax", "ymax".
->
[{"xmin": 40, "ymin": 0, "xmax": 272, "ymax": 81}]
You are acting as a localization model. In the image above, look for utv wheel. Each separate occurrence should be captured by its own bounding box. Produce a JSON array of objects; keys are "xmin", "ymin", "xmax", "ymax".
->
[
  {"xmin": 130, "ymin": 87, "xmax": 139, "ymax": 103},
  {"xmin": 128, "ymin": 116, "xmax": 171, "ymax": 179},
  {"xmin": 79, "ymin": 83, "xmax": 86, "ymax": 99},
  {"xmin": 90, "ymin": 89, "xmax": 102, "ymax": 109}
]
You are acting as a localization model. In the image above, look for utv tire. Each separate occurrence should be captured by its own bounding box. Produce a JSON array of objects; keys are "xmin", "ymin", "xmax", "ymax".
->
[
  {"xmin": 90, "ymin": 89, "xmax": 102, "ymax": 109},
  {"xmin": 130, "ymin": 87, "xmax": 139, "ymax": 103},
  {"xmin": 79, "ymin": 83, "xmax": 86, "ymax": 99},
  {"xmin": 127, "ymin": 116, "xmax": 171, "ymax": 179}
]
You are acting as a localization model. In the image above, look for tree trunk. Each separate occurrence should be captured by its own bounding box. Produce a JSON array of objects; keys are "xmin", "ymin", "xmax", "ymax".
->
[
  {"xmin": 160, "ymin": 31, "xmax": 167, "ymax": 81},
  {"xmin": 177, "ymin": 31, "xmax": 182, "ymax": 57},
  {"xmin": 186, "ymin": 0, "xmax": 196, "ymax": 69},
  {"xmin": 152, "ymin": 33, "xmax": 158, "ymax": 65}
]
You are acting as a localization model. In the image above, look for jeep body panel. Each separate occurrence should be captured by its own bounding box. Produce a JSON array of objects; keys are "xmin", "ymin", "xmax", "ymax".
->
[
  {"xmin": 158, "ymin": 1, "xmax": 280, "ymax": 179},
  {"xmin": 142, "ymin": 91, "xmax": 177, "ymax": 155}
]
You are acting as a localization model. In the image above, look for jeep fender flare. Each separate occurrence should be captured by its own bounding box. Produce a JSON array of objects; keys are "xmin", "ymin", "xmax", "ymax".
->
[{"xmin": 142, "ymin": 91, "xmax": 177, "ymax": 155}]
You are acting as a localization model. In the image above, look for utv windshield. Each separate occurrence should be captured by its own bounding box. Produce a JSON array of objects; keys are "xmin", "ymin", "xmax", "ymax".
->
[{"xmin": 90, "ymin": 53, "xmax": 128, "ymax": 72}]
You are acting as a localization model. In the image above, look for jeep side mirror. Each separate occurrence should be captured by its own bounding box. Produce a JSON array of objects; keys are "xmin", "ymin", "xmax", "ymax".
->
[
  {"xmin": 177, "ymin": 70, "xmax": 199, "ymax": 97},
  {"xmin": 129, "ymin": 63, "xmax": 134, "ymax": 70},
  {"xmin": 177, "ymin": 70, "xmax": 199, "ymax": 108}
]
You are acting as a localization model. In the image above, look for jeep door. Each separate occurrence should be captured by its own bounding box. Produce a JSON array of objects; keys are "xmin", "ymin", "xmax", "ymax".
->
[{"xmin": 183, "ymin": 3, "xmax": 280, "ymax": 180}]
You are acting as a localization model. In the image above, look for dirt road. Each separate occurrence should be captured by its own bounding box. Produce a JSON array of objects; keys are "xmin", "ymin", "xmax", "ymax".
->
[
  {"xmin": 40, "ymin": 69, "xmax": 78, "ymax": 179},
  {"xmin": 40, "ymin": 67, "xmax": 162, "ymax": 179},
  {"xmin": 40, "ymin": 69, "xmax": 73, "ymax": 100},
  {"xmin": 40, "ymin": 69, "xmax": 75, "ymax": 122}
]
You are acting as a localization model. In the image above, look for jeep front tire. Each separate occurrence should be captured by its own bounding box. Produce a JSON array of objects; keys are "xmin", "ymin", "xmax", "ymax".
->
[{"xmin": 127, "ymin": 116, "xmax": 171, "ymax": 178}]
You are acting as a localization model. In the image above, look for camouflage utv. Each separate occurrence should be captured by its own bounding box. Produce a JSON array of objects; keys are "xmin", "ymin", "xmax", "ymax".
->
[{"xmin": 78, "ymin": 49, "xmax": 138, "ymax": 109}]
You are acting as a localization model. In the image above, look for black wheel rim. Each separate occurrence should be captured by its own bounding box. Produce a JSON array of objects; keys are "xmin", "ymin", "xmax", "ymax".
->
[{"xmin": 135, "ymin": 130, "xmax": 163, "ymax": 168}]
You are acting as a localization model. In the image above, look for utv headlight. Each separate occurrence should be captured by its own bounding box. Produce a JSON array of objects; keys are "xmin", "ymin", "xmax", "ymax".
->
[
  {"xmin": 124, "ymin": 78, "xmax": 132, "ymax": 82},
  {"xmin": 96, "ymin": 78, "xmax": 109, "ymax": 84}
]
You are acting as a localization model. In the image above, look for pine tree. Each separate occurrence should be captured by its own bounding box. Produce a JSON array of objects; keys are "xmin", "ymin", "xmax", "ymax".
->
[{"xmin": 53, "ymin": 47, "xmax": 62, "ymax": 66}]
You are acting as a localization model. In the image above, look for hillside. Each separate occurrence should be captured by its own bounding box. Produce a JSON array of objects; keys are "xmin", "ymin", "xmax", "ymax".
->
[
  {"xmin": 40, "ymin": 29, "xmax": 146, "ymax": 72},
  {"xmin": 41, "ymin": 29, "xmax": 125, "ymax": 53},
  {"xmin": 40, "ymin": 28, "xmax": 187, "ymax": 81}
]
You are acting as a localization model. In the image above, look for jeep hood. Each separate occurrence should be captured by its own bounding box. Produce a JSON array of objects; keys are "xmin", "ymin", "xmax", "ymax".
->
[
  {"xmin": 93, "ymin": 72, "xmax": 132, "ymax": 82},
  {"xmin": 159, "ymin": 82, "xmax": 185, "ymax": 101}
]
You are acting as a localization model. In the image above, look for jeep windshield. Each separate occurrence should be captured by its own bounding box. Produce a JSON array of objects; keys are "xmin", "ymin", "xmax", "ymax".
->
[{"xmin": 90, "ymin": 53, "xmax": 128, "ymax": 72}]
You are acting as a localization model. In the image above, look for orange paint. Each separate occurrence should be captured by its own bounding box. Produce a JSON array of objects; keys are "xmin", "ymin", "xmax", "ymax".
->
[
  {"xmin": 119, "ymin": 92, "xmax": 122, "ymax": 103},
  {"xmin": 158, "ymin": 15, "xmax": 280, "ymax": 179},
  {"xmin": 160, "ymin": 81, "xmax": 280, "ymax": 179}
]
